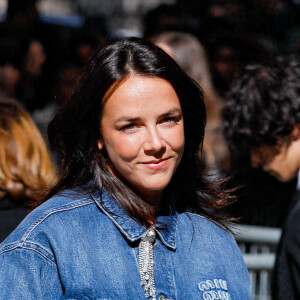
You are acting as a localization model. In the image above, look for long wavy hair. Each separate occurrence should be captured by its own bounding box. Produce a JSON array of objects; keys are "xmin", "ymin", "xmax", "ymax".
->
[
  {"xmin": 42, "ymin": 37, "xmax": 233, "ymax": 228},
  {"xmin": 0, "ymin": 99, "xmax": 57, "ymax": 202}
]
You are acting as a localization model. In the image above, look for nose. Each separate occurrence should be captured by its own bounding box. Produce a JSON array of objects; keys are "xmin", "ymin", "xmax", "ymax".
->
[
  {"xmin": 250, "ymin": 149, "xmax": 262, "ymax": 168},
  {"xmin": 143, "ymin": 127, "xmax": 166, "ymax": 154}
]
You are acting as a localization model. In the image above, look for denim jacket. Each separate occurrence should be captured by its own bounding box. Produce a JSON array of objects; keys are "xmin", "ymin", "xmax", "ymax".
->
[{"xmin": 0, "ymin": 188, "xmax": 252, "ymax": 299}]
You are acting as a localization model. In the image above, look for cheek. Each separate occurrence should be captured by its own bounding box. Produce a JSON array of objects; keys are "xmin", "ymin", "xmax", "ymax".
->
[
  {"xmin": 168, "ymin": 126, "xmax": 185, "ymax": 152},
  {"xmin": 268, "ymin": 152, "xmax": 285, "ymax": 168},
  {"xmin": 105, "ymin": 134, "xmax": 142, "ymax": 162}
]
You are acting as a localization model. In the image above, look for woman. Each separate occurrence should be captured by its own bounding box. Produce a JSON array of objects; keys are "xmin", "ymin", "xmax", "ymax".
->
[
  {"xmin": 0, "ymin": 99, "xmax": 57, "ymax": 242},
  {"xmin": 0, "ymin": 38, "xmax": 251, "ymax": 299}
]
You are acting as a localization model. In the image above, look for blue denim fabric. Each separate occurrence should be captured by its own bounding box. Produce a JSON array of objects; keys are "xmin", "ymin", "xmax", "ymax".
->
[{"xmin": 0, "ymin": 188, "xmax": 252, "ymax": 299}]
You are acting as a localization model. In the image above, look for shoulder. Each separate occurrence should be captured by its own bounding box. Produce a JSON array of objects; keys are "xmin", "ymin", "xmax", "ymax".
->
[
  {"xmin": 178, "ymin": 212, "xmax": 243, "ymax": 255},
  {"xmin": 178, "ymin": 212, "xmax": 248, "ymax": 276},
  {"xmin": 184, "ymin": 212, "xmax": 233, "ymax": 237},
  {"xmin": 283, "ymin": 193, "xmax": 300, "ymax": 240},
  {"xmin": 288, "ymin": 192, "xmax": 300, "ymax": 219},
  {"xmin": 0, "ymin": 189, "xmax": 96, "ymax": 255},
  {"xmin": 178, "ymin": 212, "xmax": 238, "ymax": 251}
]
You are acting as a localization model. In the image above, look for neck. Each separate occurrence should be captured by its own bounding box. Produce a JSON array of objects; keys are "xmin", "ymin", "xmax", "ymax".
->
[{"xmin": 140, "ymin": 190, "xmax": 163, "ymax": 207}]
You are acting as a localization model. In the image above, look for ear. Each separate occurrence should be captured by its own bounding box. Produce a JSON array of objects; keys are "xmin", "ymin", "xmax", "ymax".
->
[
  {"xmin": 97, "ymin": 139, "xmax": 104, "ymax": 150},
  {"xmin": 291, "ymin": 124, "xmax": 300, "ymax": 141}
]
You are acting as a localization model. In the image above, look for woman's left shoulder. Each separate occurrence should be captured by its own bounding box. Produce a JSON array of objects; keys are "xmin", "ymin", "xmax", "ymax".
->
[{"xmin": 181, "ymin": 212, "xmax": 235, "ymax": 240}]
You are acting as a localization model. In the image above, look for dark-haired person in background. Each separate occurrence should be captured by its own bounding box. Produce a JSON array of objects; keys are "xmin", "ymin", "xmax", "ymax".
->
[
  {"xmin": 223, "ymin": 56, "xmax": 300, "ymax": 299},
  {"xmin": 0, "ymin": 38, "xmax": 251, "ymax": 299}
]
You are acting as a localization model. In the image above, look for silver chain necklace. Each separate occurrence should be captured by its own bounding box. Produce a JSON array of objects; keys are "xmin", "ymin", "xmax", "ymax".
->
[{"xmin": 139, "ymin": 228, "xmax": 156, "ymax": 299}]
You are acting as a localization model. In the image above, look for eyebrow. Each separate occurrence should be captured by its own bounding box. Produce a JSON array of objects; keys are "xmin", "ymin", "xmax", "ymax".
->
[
  {"xmin": 114, "ymin": 108, "xmax": 182, "ymax": 123},
  {"xmin": 160, "ymin": 108, "xmax": 182, "ymax": 117}
]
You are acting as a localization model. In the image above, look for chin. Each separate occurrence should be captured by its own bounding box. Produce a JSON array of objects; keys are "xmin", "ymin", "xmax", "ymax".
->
[
  {"xmin": 273, "ymin": 173, "xmax": 293, "ymax": 183},
  {"xmin": 281, "ymin": 175, "xmax": 297, "ymax": 183},
  {"xmin": 135, "ymin": 181, "xmax": 170, "ymax": 195},
  {"xmin": 151, "ymin": 179, "xmax": 172, "ymax": 189},
  {"xmin": 266, "ymin": 167, "xmax": 298, "ymax": 182},
  {"xmin": 144, "ymin": 184, "xmax": 169, "ymax": 192}
]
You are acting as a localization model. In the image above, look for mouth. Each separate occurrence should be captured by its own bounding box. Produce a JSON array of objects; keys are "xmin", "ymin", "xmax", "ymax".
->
[{"xmin": 141, "ymin": 158, "xmax": 169, "ymax": 170}]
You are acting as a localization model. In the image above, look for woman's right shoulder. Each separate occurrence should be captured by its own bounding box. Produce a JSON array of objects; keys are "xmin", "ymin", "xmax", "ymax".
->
[{"xmin": 0, "ymin": 189, "xmax": 96, "ymax": 253}]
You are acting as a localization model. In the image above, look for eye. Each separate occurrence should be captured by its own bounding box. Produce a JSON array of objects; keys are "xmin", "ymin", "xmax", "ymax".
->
[
  {"xmin": 120, "ymin": 123, "xmax": 137, "ymax": 132},
  {"xmin": 162, "ymin": 116, "xmax": 181, "ymax": 125}
]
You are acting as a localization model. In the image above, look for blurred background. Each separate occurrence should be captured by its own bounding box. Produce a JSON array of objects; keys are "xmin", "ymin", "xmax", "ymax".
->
[{"xmin": 1, "ymin": 1, "xmax": 300, "ymax": 298}]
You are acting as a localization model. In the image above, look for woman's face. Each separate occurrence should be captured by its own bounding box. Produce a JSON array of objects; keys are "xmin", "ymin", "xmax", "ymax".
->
[{"xmin": 98, "ymin": 75, "xmax": 185, "ymax": 202}]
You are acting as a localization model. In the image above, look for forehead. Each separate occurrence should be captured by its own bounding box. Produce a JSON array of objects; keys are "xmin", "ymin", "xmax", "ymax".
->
[{"xmin": 102, "ymin": 75, "xmax": 181, "ymax": 116}]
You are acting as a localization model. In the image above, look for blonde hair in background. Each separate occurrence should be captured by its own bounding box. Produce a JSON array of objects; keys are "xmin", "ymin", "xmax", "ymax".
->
[
  {"xmin": 153, "ymin": 32, "xmax": 214, "ymax": 95},
  {"xmin": 0, "ymin": 99, "xmax": 57, "ymax": 201}
]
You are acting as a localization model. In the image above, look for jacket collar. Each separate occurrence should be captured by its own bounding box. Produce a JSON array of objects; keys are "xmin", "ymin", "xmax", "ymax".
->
[{"xmin": 91, "ymin": 188, "xmax": 177, "ymax": 250}]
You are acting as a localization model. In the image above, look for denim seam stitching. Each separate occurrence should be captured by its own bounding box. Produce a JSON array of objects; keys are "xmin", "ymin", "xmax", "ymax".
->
[
  {"xmin": 0, "ymin": 244, "xmax": 55, "ymax": 265},
  {"xmin": 20, "ymin": 198, "xmax": 94, "ymax": 246},
  {"xmin": 174, "ymin": 213, "xmax": 178, "ymax": 248},
  {"xmin": 0, "ymin": 245, "xmax": 19, "ymax": 256},
  {"xmin": 21, "ymin": 246, "xmax": 57, "ymax": 265}
]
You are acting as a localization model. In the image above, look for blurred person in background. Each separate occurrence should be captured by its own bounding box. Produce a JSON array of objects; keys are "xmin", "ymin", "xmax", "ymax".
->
[
  {"xmin": 0, "ymin": 99, "xmax": 57, "ymax": 242},
  {"xmin": 0, "ymin": 37, "xmax": 23, "ymax": 99},
  {"xmin": 223, "ymin": 56, "xmax": 300, "ymax": 299},
  {"xmin": 32, "ymin": 58, "xmax": 82, "ymax": 142},
  {"xmin": 143, "ymin": 3, "xmax": 200, "ymax": 39},
  {"xmin": 15, "ymin": 38, "xmax": 50, "ymax": 113},
  {"xmin": 152, "ymin": 31, "xmax": 230, "ymax": 174},
  {"xmin": 55, "ymin": 60, "xmax": 82, "ymax": 107},
  {"xmin": 220, "ymin": 50, "xmax": 296, "ymax": 227},
  {"xmin": 3, "ymin": 0, "xmax": 64, "ymax": 72},
  {"xmin": 0, "ymin": 0, "xmax": 66, "ymax": 118},
  {"xmin": 73, "ymin": 17, "xmax": 108, "ymax": 64},
  {"xmin": 245, "ymin": 0, "xmax": 297, "ymax": 49},
  {"xmin": 206, "ymin": 31, "xmax": 270, "ymax": 96},
  {"xmin": 199, "ymin": 1, "xmax": 271, "ymax": 96}
]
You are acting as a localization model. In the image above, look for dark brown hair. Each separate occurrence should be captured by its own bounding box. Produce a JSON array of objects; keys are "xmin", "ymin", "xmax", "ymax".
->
[{"xmin": 43, "ymin": 37, "xmax": 233, "ymax": 228}]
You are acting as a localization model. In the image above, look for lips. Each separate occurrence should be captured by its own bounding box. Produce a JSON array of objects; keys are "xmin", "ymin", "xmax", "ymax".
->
[{"xmin": 141, "ymin": 158, "xmax": 169, "ymax": 170}]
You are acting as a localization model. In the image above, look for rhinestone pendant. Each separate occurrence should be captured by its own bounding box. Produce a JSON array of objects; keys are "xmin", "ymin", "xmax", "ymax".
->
[{"xmin": 139, "ymin": 228, "xmax": 156, "ymax": 299}]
